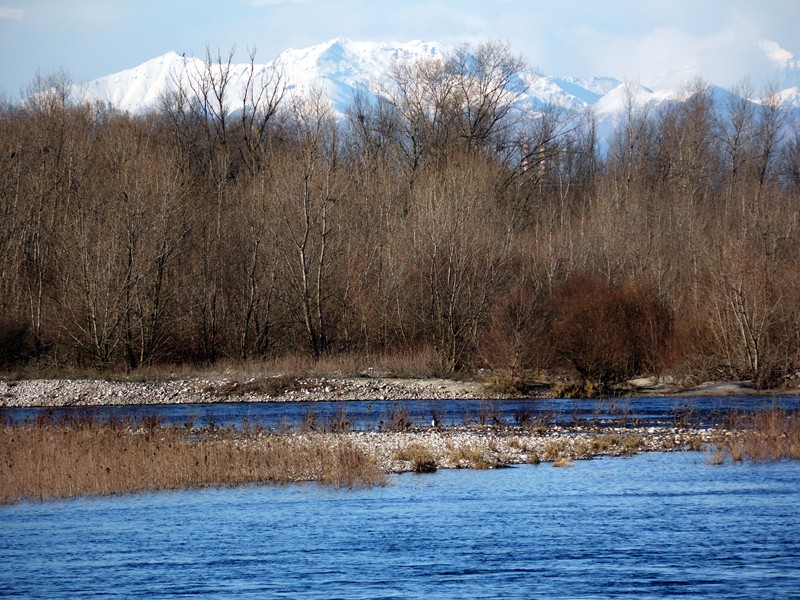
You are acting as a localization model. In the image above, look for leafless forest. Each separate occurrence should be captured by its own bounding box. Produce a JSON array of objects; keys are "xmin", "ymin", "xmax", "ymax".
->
[{"xmin": 1, "ymin": 42, "xmax": 799, "ymax": 390}]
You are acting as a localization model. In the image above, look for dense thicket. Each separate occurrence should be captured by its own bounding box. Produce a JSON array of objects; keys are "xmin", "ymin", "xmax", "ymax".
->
[{"xmin": 2, "ymin": 44, "xmax": 799, "ymax": 388}]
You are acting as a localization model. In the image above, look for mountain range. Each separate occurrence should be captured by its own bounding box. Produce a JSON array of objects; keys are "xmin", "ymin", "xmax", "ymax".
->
[{"xmin": 78, "ymin": 37, "xmax": 800, "ymax": 139}]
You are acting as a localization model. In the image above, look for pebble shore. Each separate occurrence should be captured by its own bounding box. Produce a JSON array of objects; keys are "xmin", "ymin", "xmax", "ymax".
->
[
  {"xmin": 0, "ymin": 376, "xmax": 493, "ymax": 408},
  {"xmin": 283, "ymin": 426, "xmax": 717, "ymax": 473}
]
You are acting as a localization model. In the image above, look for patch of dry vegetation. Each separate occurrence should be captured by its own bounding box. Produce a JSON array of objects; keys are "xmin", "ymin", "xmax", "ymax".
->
[
  {"xmin": 0, "ymin": 421, "xmax": 385, "ymax": 504},
  {"xmin": 393, "ymin": 443, "xmax": 437, "ymax": 473},
  {"xmin": 446, "ymin": 443, "xmax": 504, "ymax": 469},
  {"xmin": 712, "ymin": 408, "xmax": 800, "ymax": 463},
  {"xmin": 587, "ymin": 433, "xmax": 645, "ymax": 456}
]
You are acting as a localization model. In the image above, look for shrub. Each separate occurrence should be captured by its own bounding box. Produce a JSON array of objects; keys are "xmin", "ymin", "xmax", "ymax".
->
[
  {"xmin": 383, "ymin": 405, "xmax": 412, "ymax": 431},
  {"xmin": 393, "ymin": 443, "xmax": 437, "ymax": 473},
  {"xmin": 551, "ymin": 275, "xmax": 673, "ymax": 392},
  {"xmin": 447, "ymin": 444, "xmax": 503, "ymax": 469},
  {"xmin": 713, "ymin": 408, "xmax": 800, "ymax": 462}
]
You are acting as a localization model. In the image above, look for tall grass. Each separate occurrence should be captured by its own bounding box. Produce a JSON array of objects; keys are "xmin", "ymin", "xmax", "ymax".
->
[
  {"xmin": 0, "ymin": 420, "xmax": 386, "ymax": 504},
  {"xmin": 714, "ymin": 408, "xmax": 800, "ymax": 462}
]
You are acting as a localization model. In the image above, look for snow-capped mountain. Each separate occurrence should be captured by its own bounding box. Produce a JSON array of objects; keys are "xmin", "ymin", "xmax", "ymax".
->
[
  {"xmin": 78, "ymin": 37, "xmax": 800, "ymax": 136},
  {"xmin": 81, "ymin": 38, "xmax": 630, "ymax": 117},
  {"xmin": 81, "ymin": 39, "xmax": 446, "ymax": 116}
]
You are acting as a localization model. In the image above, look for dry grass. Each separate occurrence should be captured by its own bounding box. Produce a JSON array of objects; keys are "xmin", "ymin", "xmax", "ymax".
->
[
  {"xmin": 594, "ymin": 433, "xmax": 644, "ymax": 455},
  {"xmin": 393, "ymin": 443, "xmax": 437, "ymax": 473},
  {"xmin": 446, "ymin": 444, "xmax": 503, "ymax": 469},
  {"xmin": 542, "ymin": 440, "xmax": 569, "ymax": 462},
  {"xmin": 0, "ymin": 421, "xmax": 386, "ymax": 504},
  {"xmin": 539, "ymin": 433, "xmax": 645, "ymax": 464},
  {"xmin": 713, "ymin": 408, "xmax": 800, "ymax": 463}
]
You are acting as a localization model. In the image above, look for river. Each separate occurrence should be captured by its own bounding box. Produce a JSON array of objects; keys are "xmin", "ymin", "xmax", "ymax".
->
[
  {"xmin": 2, "ymin": 452, "xmax": 799, "ymax": 598},
  {"xmin": 4, "ymin": 395, "xmax": 800, "ymax": 430}
]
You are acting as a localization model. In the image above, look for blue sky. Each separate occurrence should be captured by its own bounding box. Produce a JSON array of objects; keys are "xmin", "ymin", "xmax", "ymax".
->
[{"xmin": 1, "ymin": 0, "xmax": 798, "ymax": 97}]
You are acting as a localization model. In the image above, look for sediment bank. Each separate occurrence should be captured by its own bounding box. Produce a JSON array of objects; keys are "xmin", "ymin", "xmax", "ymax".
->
[
  {"xmin": 297, "ymin": 426, "xmax": 713, "ymax": 472},
  {"xmin": 0, "ymin": 376, "xmax": 490, "ymax": 408},
  {"xmin": 3, "ymin": 375, "xmax": 795, "ymax": 504},
  {"xmin": 2, "ymin": 375, "xmax": 795, "ymax": 409}
]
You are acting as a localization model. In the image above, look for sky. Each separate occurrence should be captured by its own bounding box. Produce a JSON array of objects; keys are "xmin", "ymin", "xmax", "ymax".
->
[{"xmin": 1, "ymin": 0, "xmax": 798, "ymax": 98}]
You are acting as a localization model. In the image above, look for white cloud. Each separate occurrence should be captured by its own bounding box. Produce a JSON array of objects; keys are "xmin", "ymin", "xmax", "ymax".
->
[
  {"xmin": 0, "ymin": 5, "xmax": 23, "ymax": 19},
  {"xmin": 761, "ymin": 39, "xmax": 795, "ymax": 67},
  {"xmin": 556, "ymin": 16, "xmax": 786, "ymax": 91}
]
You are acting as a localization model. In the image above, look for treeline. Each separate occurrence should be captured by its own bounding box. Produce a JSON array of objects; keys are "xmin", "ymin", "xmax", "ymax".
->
[{"xmin": 1, "ymin": 42, "xmax": 799, "ymax": 388}]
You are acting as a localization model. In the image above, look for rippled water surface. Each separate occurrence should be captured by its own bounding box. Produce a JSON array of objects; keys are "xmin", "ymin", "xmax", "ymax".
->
[
  {"xmin": 2, "ymin": 452, "xmax": 799, "ymax": 598},
  {"xmin": 6, "ymin": 395, "xmax": 800, "ymax": 430}
]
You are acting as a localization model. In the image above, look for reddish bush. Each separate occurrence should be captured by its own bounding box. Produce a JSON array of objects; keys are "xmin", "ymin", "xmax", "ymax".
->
[{"xmin": 551, "ymin": 275, "xmax": 673, "ymax": 389}]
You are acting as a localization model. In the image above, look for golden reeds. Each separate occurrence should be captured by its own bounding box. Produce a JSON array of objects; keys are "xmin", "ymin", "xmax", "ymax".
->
[
  {"xmin": 0, "ymin": 421, "xmax": 386, "ymax": 504},
  {"xmin": 713, "ymin": 408, "xmax": 800, "ymax": 463}
]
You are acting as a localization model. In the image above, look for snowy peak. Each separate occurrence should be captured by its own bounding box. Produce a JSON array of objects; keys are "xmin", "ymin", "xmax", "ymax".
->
[
  {"xmin": 276, "ymin": 38, "xmax": 443, "ymax": 103},
  {"xmin": 277, "ymin": 38, "xmax": 441, "ymax": 78},
  {"xmin": 175, "ymin": 38, "xmax": 441, "ymax": 114},
  {"xmin": 79, "ymin": 38, "xmax": 611, "ymax": 116},
  {"xmin": 83, "ymin": 51, "xmax": 201, "ymax": 111},
  {"xmin": 770, "ymin": 86, "xmax": 800, "ymax": 108},
  {"xmin": 528, "ymin": 76, "xmax": 622, "ymax": 110},
  {"xmin": 75, "ymin": 38, "xmax": 800, "ymax": 125},
  {"xmin": 593, "ymin": 82, "xmax": 659, "ymax": 116}
]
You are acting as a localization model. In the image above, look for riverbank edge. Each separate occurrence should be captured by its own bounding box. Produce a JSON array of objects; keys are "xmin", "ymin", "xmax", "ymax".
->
[
  {"xmin": 1, "ymin": 421, "xmax": 718, "ymax": 505},
  {"xmin": 290, "ymin": 426, "xmax": 715, "ymax": 474},
  {"xmin": 2, "ymin": 375, "xmax": 799, "ymax": 408}
]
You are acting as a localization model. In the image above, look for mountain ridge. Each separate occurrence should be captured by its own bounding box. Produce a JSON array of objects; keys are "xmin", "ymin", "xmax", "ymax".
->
[{"xmin": 76, "ymin": 37, "xmax": 800, "ymax": 135}]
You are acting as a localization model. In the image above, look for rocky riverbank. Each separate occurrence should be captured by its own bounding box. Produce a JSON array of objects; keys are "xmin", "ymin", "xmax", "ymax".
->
[
  {"xmin": 2, "ymin": 374, "xmax": 795, "ymax": 408},
  {"xmin": 261, "ymin": 426, "xmax": 716, "ymax": 473},
  {"xmin": 0, "ymin": 376, "xmax": 493, "ymax": 408}
]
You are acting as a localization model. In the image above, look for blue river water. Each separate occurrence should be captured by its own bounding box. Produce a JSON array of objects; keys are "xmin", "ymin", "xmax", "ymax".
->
[
  {"xmin": 2, "ymin": 452, "xmax": 799, "ymax": 598},
  {"xmin": 4, "ymin": 395, "xmax": 800, "ymax": 430}
]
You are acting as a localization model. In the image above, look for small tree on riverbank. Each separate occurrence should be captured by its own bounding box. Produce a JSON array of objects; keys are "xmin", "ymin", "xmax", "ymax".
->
[{"xmin": 552, "ymin": 275, "xmax": 674, "ymax": 393}]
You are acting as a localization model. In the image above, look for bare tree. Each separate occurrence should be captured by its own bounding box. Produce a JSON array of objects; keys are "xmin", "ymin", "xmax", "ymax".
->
[
  {"xmin": 238, "ymin": 46, "xmax": 286, "ymax": 177},
  {"xmin": 448, "ymin": 40, "xmax": 528, "ymax": 152},
  {"xmin": 271, "ymin": 89, "xmax": 344, "ymax": 358}
]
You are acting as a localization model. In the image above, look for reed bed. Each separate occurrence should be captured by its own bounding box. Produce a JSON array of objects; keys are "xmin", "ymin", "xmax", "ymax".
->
[
  {"xmin": 713, "ymin": 408, "xmax": 800, "ymax": 462},
  {"xmin": 0, "ymin": 420, "xmax": 386, "ymax": 504}
]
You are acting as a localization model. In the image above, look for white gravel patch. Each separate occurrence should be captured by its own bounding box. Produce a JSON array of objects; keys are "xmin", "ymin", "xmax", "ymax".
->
[{"xmin": 0, "ymin": 376, "xmax": 495, "ymax": 408}]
